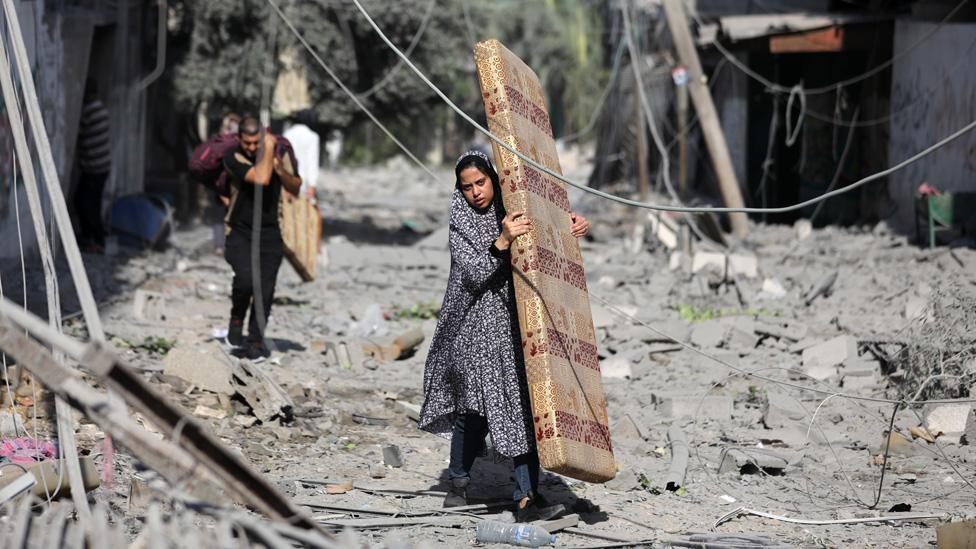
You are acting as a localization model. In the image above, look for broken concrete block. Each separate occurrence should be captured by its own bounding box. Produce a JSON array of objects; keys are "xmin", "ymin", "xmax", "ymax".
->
[
  {"xmin": 794, "ymin": 219, "xmax": 812, "ymax": 240},
  {"xmin": 383, "ymin": 445, "xmax": 403, "ymax": 468},
  {"xmin": 840, "ymin": 358, "xmax": 881, "ymax": 390},
  {"xmin": 689, "ymin": 252, "xmax": 759, "ymax": 278},
  {"xmin": 604, "ymin": 468, "xmax": 641, "ymax": 491},
  {"xmin": 690, "ymin": 321, "xmax": 727, "ymax": 349},
  {"xmin": 657, "ymin": 395, "xmax": 732, "ymax": 423},
  {"xmin": 600, "ymin": 355, "xmax": 632, "ymax": 380},
  {"xmin": 718, "ymin": 448, "xmax": 801, "ymax": 475},
  {"xmin": 162, "ymin": 342, "xmax": 235, "ymax": 395},
  {"xmin": 726, "ymin": 326, "xmax": 760, "ymax": 351},
  {"xmin": 754, "ymin": 320, "xmax": 808, "ymax": 342},
  {"xmin": 924, "ymin": 402, "xmax": 973, "ymax": 445},
  {"xmin": 133, "ymin": 289, "xmax": 167, "ymax": 321},
  {"xmin": 193, "ymin": 405, "xmax": 227, "ymax": 420},
  {"xmin": 369, "ymin": 464, "xmax": 387, "ymax": 479},
  {"xmin": 801, "ymin": 336, "xmax": 857, "ymax": 380},
  {"xmin": 647, "ymin": 213, "xmax": 679, "ymax": 249},
  {"xmin": 763, "ymin": 392, "xmax": 806, "ymax": 429}
]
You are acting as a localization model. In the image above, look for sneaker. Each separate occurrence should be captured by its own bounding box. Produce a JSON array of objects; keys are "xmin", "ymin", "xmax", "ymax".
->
[
  {"xmin": 443, "ymin": 479, "xmax": 468, "ymax": 508},
  {"xmin": 244, "ymin": 339, "xmax": 271, "ymax": 362},
  {"xmin": 515, "ymin": 494, "xmax": 566, "ymax": 523},
  {"xmin": 226, "ymin": 318, "xmax": 244, "ymax": 347}
]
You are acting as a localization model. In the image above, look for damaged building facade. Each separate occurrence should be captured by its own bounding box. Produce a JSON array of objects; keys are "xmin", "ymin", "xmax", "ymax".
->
[
  {"xmin": 594, "ymin": 0, "xmax": 976, "ymax": 238},
  {"xmin": 0, "ymin": 0, "xmax": 160, "ymax": 261}
]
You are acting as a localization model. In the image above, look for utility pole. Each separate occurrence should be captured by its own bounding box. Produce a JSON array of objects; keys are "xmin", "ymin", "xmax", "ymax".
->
[
  {"xmin": 676, "ymin": 76, "xmax": 689, "ymax": 194},
  {"xmin": 662, "ymin": 0, "xmax": 749, "ymax": 237}
]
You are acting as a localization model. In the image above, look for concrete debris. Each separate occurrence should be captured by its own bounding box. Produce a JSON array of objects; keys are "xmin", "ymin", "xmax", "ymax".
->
[
  {"xmin": 193, "ymin": 405, "xmax": 228, "ymax": 420},
  {"xmin": 232, "ymin": 360, "xmax": 294, "ymax": 422},
  {"xmin": 923, "ymin": 402, "xmax": 974, "ymax": 445},
  {"xmin": 803, "ymin": 271, "xmax": 838, "ymax": 306},
  {"xmin": 794, "ymin": 219, "xmax": 813, "ymax": 240},
  {"xmin": 801, "ymin": 336, "xmax": 858, "ymax": 380},
  {"xmin": 718, "ymin": 448, "xmax": 802, "ymax": 475},
  {"xmin": 601, "ymin": 355, "xmax": 633, "ymax": 380},
  {"xmin": 670, "ymin": 251, "xmax": 759, "ymax": 278},
  {"xmin": 162, "ymin": 342, "xmax": 236, "ymax": 395},
  {"xmin": 133, "ymin": 289, "xmax": 168, "ymax": 321},
  {"xmin": 604, "ymin": 468, "xmax": 641, "ymax": 491},
  {"xmin": 657, "ymin": 394, "xmax": 733, "ymax": 423},
  {"xmin": 382, "ymin": 445, "xmax": 403, "ymax": 468},
  {"xmin": 647, "ymin": 213, "xmax": 679, "ymax": 249},
  {"xmin": 362, "ymin": 328, "xmax": 425, "ymax": 362},
  {"xmin": 754, "ymin": 320, "xmax": 808, "ymax": 342},
  {"xmin": 690, "ymin": 320, "xmax": 727, "ymax": 348},
  {"xmin": 762, "ymin": 391, "xmax": 806, "ymax": 429}
]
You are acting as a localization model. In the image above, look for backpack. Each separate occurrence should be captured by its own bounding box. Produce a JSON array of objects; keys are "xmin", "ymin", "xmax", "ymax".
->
[
  {"xmin": 189, "ymin": 132, "xmax": 298, "ymax": 195},
  {"xmin": 189, "ymin": 133, "xmax": 239, "ymax": 194}
]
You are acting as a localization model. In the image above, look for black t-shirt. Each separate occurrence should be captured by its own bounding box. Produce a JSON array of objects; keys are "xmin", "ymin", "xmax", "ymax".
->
[{"xmin": 223, "ymin": 146, "xmax": 286, "ymax": 234}]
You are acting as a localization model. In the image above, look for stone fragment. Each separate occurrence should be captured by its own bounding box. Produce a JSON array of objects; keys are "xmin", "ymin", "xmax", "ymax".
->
[
  {"xmin": 162, "ymin": 342, "xmax": 235, "ymax": 395},
  {"xmin": 801, "ymin": 336, "xmax": 857, "ymax": 380},
  {"xmin": 234, "ymin": 415, "xmax": 258, "ymax": 428},
  {"xmin": 717, "ymin": 448, "xmax": 802, "ymax": 475},
  {"xmin": 657, "ymin": 395, "xmax": 732, "ymax": 423},
  {"xmin": 133, "ymin": 289, "xmax": 167, "ymax": 321},
  {"xmin": 600, "ymin": 355, "xmax": 633, "ymax": 380},
  {"xmin": 383, "ymin": 445, "xmax": 403, "ymax": 468},
  {"xmin": 193, "ymin": 405, "xmax": 227, "ymax": 420},
  {"xmin": 754, "ymin": 320, "xmax": 808, "ymax": 342},
  {"xmin": 762, "ymin": 391, "xmax": 806, "ymax": 429},
  {"xmin": 369, "ymin": 464, "xmax": 387, "ymax": 479},
  {"xmin": 688, "ymin": 252, "xmax": 759, "ymax": 278},
  {"xmin": 726, "ymin": 326, "xmax": 760, "ymax": 351},
  {"xmin": 604, "ymin": 469, "xmax": 641, "ymax": 492},
  {"xmin": 690, "ymin": 321, "xmax": 727, "ymax": 349},
  {"xmin": 924, "ymin": 402, "xmax": 973, "ymax": 445},
  {"xmin": 794, "ymin": 219, "xmax": 812, "ymax": 240}
]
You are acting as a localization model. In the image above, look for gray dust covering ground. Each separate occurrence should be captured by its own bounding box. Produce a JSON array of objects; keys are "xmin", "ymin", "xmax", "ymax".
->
[{"xmin": 5, "ymin": 151, "xmax": 976, "ymax": 547}]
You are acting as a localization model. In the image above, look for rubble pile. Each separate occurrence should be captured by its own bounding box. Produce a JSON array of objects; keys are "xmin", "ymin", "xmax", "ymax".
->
[{"xmin": 3, "ymin": 164, "xmax": 975, "ymax": 546}]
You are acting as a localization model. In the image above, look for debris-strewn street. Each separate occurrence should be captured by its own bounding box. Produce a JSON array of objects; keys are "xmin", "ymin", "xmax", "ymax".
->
[{"xmin": 6, "ymin": 161, "xmax": 968, "ymax": 547}]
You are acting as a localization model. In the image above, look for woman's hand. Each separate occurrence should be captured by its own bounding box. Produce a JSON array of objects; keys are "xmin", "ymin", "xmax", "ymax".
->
[
  {"xmin": 497, "ymin": 211, "xmax": 532, "ymax": 250},
  {"xmin": 569, "ymin": 212, "xmax": 590, "ymax": 238}
]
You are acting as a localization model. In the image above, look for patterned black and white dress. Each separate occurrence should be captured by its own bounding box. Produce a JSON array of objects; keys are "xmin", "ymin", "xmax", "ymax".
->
[{"xmin": 419, "ymin": 187, "xmax": 535, "ymax": 458}]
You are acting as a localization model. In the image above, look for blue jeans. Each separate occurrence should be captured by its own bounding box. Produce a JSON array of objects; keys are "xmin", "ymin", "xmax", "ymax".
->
[{"xmin": 448, "ymin": 413, "xmax": 539, "ymax": 502}]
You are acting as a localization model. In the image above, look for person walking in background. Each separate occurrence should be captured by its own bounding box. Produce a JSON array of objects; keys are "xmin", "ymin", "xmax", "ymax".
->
[
  {"xmin": 222, "ymin": 116, "xmax": 301, "ymax": 360},
  {"xmin": 74, "ymin": 78, "xmax": 112, "ymax": 253},
  {"xmin": 282, "ymin": 109, "xmax": 320, "ymax": 200}
]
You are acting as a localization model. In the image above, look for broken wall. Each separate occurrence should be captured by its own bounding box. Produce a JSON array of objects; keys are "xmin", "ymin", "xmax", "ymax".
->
[{"xmin": 887, "ymin": 21, "xmax": 976, "ymax": 233}]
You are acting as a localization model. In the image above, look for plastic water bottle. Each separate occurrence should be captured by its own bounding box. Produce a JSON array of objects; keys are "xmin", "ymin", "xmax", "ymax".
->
[{"xmin": 476, "ymin": 521, "xmax": 556, "ymax": 547}]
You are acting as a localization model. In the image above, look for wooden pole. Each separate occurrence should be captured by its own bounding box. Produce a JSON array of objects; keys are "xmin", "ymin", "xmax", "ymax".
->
[{"xmin": 662, "ymin": 0, "xmax": 749, "ymax": 237}]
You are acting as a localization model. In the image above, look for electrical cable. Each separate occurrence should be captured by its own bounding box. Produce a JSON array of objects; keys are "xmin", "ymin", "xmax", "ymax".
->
[
  {"xmin": 267, "ymin": 0, "xmax": 439, "ymax": 183},
  {"xmin": 356, "ymin": 0, "xmax": 437, "ymax": 99},
  {"xmin": 333, "ymin": 0, "xmax": 976, "ymax": 216}
]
